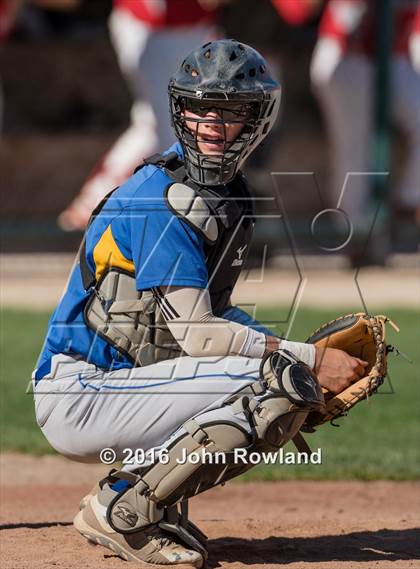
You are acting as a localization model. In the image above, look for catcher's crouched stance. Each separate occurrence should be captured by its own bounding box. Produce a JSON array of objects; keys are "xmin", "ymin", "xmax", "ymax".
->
[{"xmin": 32, "ymin": 40, "xmax": 395, "ymax": 567}]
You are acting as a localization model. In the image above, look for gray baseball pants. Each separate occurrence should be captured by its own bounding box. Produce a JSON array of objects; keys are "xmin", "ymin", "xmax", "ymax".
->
[{"xmin": 33, "ymin": 353, "xmax": 261, "ymax": 466}]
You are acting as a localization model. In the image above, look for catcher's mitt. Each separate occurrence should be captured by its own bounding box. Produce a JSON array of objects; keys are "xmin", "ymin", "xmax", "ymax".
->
[{"xmin": 302, "ymin": 312, "xmax": 398, "ymax": 431}]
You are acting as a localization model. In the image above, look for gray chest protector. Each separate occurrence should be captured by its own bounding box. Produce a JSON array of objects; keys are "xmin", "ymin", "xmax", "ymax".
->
[{"xmin": 80, "ymin": 151, "xmax": 255, "ymax": 367}]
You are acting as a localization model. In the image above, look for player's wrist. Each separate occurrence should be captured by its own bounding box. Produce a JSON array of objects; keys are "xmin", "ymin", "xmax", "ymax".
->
[
  {"xmin": 263, "ymin": 335, "xmax": 282, "ymax": 359},
  {"xmin": 277, "ymin": 339, "xmax": 316, "ymax": 369}
]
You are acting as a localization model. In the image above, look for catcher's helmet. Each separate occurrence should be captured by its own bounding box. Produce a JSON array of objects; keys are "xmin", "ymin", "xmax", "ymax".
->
[{"xmin": 168, "ymin": 39, "xmax": 281, "ymax": 185}]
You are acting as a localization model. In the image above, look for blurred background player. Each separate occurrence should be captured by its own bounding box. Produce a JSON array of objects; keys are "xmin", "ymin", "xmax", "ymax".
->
[
  {"xmin": 57, "ymin": 0, "xmax": 223, "ymax": 231},
  {"xmin": 310, "ymin": 0, "xmax": 420, "ymax": 238},
  {"xmin": 57, "ymin": 0, "xmax": 323, "ymax": 232},
  {"xmin": 4, "ymin": 0, "xmax": 417, "ymax": 260}
]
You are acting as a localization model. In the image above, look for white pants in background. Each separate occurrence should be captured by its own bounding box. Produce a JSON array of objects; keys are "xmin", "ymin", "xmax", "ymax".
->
[{"xmin": 314, "ymin": 55, "xmax": 420, "ymax": 228}]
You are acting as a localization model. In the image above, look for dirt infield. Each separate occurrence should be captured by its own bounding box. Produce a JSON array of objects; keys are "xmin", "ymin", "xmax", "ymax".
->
[{"xmin": 0, "ymin": 455, "xmax": 418, "ymax": 569}]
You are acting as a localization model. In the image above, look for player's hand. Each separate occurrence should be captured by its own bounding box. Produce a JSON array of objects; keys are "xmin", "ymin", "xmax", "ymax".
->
[{"xmin": 314, "ymin": 346, "xmax": 368, "ymax": 394}]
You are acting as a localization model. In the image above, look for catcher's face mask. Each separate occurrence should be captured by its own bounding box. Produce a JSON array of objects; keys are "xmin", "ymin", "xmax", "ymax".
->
[
  {"xmin": 168, "ymin": 39, "xmax": 281, "ymax": 186},
  {"xmin": 181, "ymin": 99, "xmax": 255, "ymax": 157}
]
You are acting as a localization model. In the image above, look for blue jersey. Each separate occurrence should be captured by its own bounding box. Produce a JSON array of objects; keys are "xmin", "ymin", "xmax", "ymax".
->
[{"xmin": 34, "ymin": 143, "xmax": 209, "ymax": 380}]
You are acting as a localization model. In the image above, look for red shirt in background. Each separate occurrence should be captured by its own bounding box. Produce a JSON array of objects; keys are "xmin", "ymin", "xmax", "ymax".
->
[
  {"xmin": 0, "ymin": 0, "xmax": 19, "ymax": 43},
  {"xmin": 319, "ymin": 0, "xmax": 420, "ymax": 56},
  {"xmin": 270, "ymin": 0, "xmax": 321, "ymax": 25},
  {"xmin": 114, "ymin": 0, "xmax": 217, "ymax": 28}
]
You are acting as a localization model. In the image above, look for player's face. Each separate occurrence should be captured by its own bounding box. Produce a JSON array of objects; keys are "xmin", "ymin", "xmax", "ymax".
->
[{"xmin": 182, "ymin": 100, "xmax": 253, "ymax": 155}]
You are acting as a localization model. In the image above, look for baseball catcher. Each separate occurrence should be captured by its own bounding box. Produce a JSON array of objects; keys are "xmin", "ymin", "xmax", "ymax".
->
[{"xmin": 32, "ymin": 40, "xmax": 379, "ymax": 566}]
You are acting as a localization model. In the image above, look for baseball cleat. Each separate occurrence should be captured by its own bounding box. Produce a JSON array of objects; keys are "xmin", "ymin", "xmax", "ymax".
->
[
  {"xmin": 79, "ymin": 483, "xmax": 100, "ymax": 510},
  {"xmin": 73, "ymin": 490, "xmax": 204, "ymax": 567}
]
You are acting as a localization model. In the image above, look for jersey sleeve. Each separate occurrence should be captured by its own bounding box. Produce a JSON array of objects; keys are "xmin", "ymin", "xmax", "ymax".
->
[{"xmin": 131, "ymin": 204, "xmax": 209, "ymax": 291}]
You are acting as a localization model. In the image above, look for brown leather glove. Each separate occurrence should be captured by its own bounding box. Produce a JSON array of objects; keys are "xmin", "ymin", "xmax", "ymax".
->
[{"xmin": 302, "ymin": 313, "xmax": 398, "ymax": 430}]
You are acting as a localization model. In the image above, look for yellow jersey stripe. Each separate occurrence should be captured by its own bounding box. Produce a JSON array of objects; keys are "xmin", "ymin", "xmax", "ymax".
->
[{"xmin": 93, "ymin": 225, "xmax": 135, "ymax": 280}]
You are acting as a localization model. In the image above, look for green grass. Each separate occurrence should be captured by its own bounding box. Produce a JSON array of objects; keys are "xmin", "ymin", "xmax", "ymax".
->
[
  {"xmin": 1, "ymin": 310, "xmax": 52, "ymax": 454},
  {"xmin": 1, "ymin": 307, "xmax": 419, "ymax": 479}
]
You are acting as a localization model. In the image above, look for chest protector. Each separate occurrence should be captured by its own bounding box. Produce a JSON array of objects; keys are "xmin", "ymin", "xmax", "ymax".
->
[{"xmin": 80, "ymin": 151, "xmax": 255, "ymax": 367}]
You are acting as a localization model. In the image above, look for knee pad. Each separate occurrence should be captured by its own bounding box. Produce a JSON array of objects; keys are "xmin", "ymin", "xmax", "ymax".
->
[
  {"xmin": 107, "ymin": 350, "xmax": 324, "ymax": 535},
  {"xmin": 107, "ymin": 418, "xmax": 250, "ymax": 533}
]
